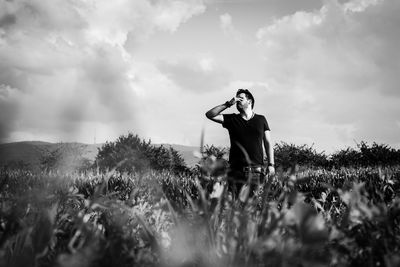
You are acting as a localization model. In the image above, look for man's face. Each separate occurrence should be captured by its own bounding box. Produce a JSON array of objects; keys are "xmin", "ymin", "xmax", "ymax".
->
[{"xmin": 236, "ymin": 93, "xmax": 251, "ymax": 111}]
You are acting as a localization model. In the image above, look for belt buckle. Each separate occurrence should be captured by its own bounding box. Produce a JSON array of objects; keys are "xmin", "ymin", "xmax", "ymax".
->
[
  {"xmin": 243, "ymin": 166, "xmax": 252, "ymax": 172},
  {"xmin": 243, "ymin": 166, "xmax": 264, "ymax": 174}
]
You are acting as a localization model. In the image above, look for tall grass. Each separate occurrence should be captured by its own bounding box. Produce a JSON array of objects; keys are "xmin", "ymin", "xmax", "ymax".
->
[{"xmin": 0, "ymin": 164, "xmax": 399, "ymax": 267}]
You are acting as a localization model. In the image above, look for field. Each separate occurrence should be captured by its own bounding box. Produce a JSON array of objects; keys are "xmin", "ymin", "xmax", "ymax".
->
[{"xmin": 0, "ymin": 164, "xmax": 399, "ymax": 267}]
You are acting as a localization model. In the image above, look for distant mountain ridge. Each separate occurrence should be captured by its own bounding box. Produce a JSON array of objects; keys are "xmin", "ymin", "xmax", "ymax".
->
[{"xmin": 0, "ymin": 141, "xmax": 200, "ymax": 168}]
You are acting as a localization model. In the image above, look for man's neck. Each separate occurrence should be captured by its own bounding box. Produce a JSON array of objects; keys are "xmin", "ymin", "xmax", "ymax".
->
[{"xmin": 240, "ymin": 108, "xmax": 254, "ymax": 120}]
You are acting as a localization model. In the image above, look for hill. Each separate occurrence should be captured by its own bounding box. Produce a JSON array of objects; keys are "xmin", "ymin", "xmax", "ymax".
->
[
  {"xmin": 0, "ymin": 141, "xmax": 54, "ymax": 167},
  {"xmin": 0, "ymin": 141, "xmax": 200, "ymax": 169}
]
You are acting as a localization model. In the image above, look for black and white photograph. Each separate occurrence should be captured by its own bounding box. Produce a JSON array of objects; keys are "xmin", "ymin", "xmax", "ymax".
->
[{"xmin": 0, "ymin": 0, "xmax": 399, "ymax": 266}]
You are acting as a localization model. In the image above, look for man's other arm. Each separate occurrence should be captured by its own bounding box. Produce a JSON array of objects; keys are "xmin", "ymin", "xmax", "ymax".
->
[
  {"xmin": 263, "ymin": 130, "xmax": 275, "ymax": 174},
  {"xmin": 205, "ymin": 98, "xmax": 236, "ymax": 124}
]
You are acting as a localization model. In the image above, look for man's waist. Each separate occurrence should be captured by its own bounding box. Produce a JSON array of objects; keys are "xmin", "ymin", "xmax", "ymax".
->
[
  {"xmin": 243, "ymin": 166, "xmax": 266, "ymax": 174},
  {"xmin": 230, "ymin": 164, "xmax": 266, "ymax": 173}
]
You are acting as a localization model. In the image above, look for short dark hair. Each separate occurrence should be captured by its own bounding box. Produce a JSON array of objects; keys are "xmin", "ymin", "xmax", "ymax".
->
[{"xmin": 236, "ymin": 89, "xmax": 255, "ymax": 108}]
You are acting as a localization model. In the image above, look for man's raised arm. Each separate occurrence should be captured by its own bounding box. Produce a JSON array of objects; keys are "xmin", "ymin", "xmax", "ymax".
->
[{"xmin": 205, "ymin": 97, "xmax": 236, "ymax": 124}]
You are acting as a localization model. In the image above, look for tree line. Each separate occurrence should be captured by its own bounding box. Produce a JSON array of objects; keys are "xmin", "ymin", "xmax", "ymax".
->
[
  {"xmin": 200, "ymin": 141, "xmax": 400, "ymax": 172},
  {"xmin": 273, "ymin": 141, "xmax": 400, "ymax": 170},
  {"xmin": 4, "ymin": 133, "xmax": 399, "ymax": 173}
]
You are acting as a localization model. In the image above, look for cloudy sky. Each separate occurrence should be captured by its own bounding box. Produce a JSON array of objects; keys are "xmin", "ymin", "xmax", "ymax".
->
[{"xmin": 1, "ymin": 0, "xmax": 399, "ymax": 154}]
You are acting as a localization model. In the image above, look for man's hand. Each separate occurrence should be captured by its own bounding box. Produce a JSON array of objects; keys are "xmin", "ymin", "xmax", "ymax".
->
[
  {"xmin": 225, "ymin": 97, "xmax": 237, "ymax": 107},
  {"xmin": 268, "ymin": 166, "xmax": 275, "ymax": 175}
]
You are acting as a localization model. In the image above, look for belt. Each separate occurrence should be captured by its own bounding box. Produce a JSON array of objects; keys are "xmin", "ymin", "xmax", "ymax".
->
[{"xmin": 243, "ymin": 166, "xmax": 265, "ymax": 174}]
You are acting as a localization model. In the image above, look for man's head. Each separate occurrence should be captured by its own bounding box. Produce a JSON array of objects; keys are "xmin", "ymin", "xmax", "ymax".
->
[{"xmin": 236, "ymin": 89, "xmax": 254, "ymax": 110}]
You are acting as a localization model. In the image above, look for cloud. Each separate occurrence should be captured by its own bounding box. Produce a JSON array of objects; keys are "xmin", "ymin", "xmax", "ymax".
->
[
  {"xmin": 0, "ymin": 85, "xmax": 21, "ymax": 142},
  {"xmin": 208, "ymin": 0, "xmax": 323, "ymax": 17},
  {"xmin": 154, "ymin": 0, "xmax": 206, "ymax": 32},
  {"xmin": 220, "ymin": 13, "xmax": 233, "ymax": 32},
  {"xmin": 157, "ymin": 57, "xmax": 231, "ymax": 92},
  {"xmin": 254, "ymin": 0, "xmax": 400, "ymax": 149},
  {"xmin": 256, "ymin": 0, "xmax": 400, "ymax": 96},
  {"xmin": 0, "ymin": 0, "xmax": 206, "ymax": 142},
  {"xmin": 0, "ymin": 13, "xmax": 16, "ymax": 28},
  {"xmin": 83, "ymin": 0, "xmax": 206, "ymax": 50},
  {"xmin": 219, "ymin": 13, "xmax": 242, "ymax": 41}
]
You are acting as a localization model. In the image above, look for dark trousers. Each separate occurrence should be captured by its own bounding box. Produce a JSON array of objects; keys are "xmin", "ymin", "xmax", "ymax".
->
[{"xmin": 227, "ymin": 167, "xmax": 265, "ymax": 199}]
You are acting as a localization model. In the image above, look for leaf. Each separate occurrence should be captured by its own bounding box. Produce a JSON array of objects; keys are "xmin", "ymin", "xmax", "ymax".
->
[
  {"xmin": 31, "ymin": 210, "xmax": 54, "ymax": 255},
  {"xmin": 210, "ymin": 182, "xmax": 224, "ymax": 199},
  {"xmin": 292, "ymin": 200, "xmax": 329, "ymax": 245},
  {"xmin": 239, "ymin": 185, "xmax": 250, "ymax": 202},
  {"xmin": 384, "ymin": 254, "xmax": 400, "ymax": 267},
  {"xmin": 5, "ymin": 229, "xmax": 35, "ymax": 267}
]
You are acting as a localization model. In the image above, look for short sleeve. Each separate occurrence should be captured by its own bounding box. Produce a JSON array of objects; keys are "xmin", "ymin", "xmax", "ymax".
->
[
  {"xmin": 263, "ymin": 116, "xmax": 270, "ymax": 131},
  {"xmin": 222, "ymin": 114, "xmax": 233, "ymax": 129}
]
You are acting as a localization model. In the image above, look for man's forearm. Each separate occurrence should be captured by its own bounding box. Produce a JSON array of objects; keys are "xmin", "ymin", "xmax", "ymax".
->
[
  {"xmin": 264, "ymin": 142, "xmax": 274, "ymax": 164},
  {"xmin": 206, "ymin": 97, "xmax": 236, "ymax": 119},
  {"xmin": 263, "ymin": 133, "xmax": 274, "ymax": 165},
  {"xmin": 267, "ymin": 145, "xmax": 274, "ymax": 165},
  {"xmin": 205, "ymin": 103, "xmax": 229, "ymax": 119}
]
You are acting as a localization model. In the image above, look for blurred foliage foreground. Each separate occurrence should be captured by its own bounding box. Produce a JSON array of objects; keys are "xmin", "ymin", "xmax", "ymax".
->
[{"xmin": 1, "ymin": 161, "xmax": 400, "ymax": 267}]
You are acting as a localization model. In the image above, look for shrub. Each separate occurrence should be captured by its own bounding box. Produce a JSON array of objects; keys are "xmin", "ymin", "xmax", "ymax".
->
[
  {"xmin": 329, "ymin": 147, "xmax": 361, "ymax": 168},
  {"xmin": 95, "ymin": 133, "xmax": 187, "ymax": 174},
  {"xmin": 194, "ymin": 145, "xmax": 229, "ymax": 178},
  {"xmin": 330, "ymin": 142, "xmax": 400, "ymax": 168},
  {"xmin": 274, "ymin": 142, "xmax": 329, "ymax": 170},
  {"xmin": 358, "ymin": 141, "xmax": 400, "ymax": 166},
  {"xmin": 40, "ymin": 143, "xmax": 93, "ymax": 173}
]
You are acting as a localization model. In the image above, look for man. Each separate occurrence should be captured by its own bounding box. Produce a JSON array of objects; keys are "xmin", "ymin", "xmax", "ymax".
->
[{"xmin": 205, "ymin": 89, "xmax": 275, "ymax": 198}]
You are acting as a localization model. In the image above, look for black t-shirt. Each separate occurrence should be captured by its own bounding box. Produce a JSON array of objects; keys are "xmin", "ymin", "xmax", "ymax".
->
[{"xmin": 222, "ymin": 113, "xmax": 270, "ymax": 169}]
